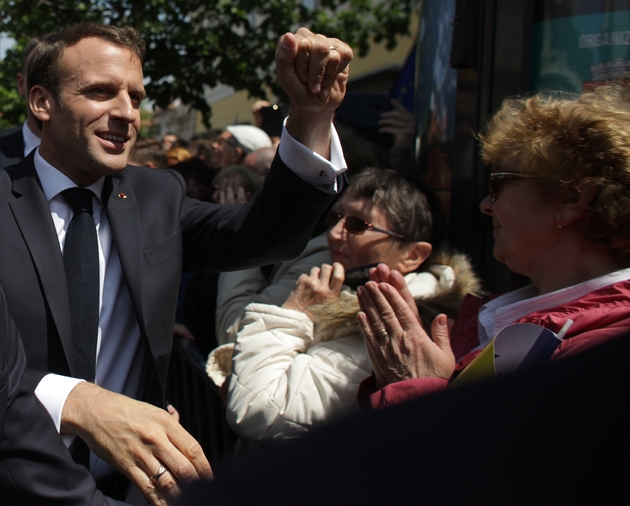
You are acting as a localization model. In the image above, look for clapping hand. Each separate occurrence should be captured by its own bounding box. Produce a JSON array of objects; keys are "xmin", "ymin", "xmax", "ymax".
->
[
  {"xmin": 357, "ymin": 266, "xmax": 456, "ymax": 390},
  {"xmin": 367, "ymin": 263, "xmax": 420, "ymax": 321}
]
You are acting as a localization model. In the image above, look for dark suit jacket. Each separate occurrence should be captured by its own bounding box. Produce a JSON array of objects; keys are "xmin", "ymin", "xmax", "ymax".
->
[
  {"xmin": 0, "ymin": 284, "xmax": 127, "ymax": 505},
  {"xmin": 0, "ymin": 151, "xmax": 340, "ymax": 407},
  {"xmin": 0, "ymin": 127, "xmax": 24, "ymax": 170}
]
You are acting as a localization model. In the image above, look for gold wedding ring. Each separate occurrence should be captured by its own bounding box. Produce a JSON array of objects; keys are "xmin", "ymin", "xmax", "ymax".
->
[{"xmin": 376, "ymin": 328, "xmax": 389, "ymax": 341}]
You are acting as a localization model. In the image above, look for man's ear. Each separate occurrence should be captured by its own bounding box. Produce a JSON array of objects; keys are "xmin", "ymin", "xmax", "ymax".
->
[
  {"xmin": 395, "ymin": 241, "xmax": 433, "ymax": 273},
  {"xmin": 29, "ymin": 85, "xmax": 53, "ymax": 125},
  {"xmin": 559, "ymin": 184, "xmax": 599, "ymax": 227}
]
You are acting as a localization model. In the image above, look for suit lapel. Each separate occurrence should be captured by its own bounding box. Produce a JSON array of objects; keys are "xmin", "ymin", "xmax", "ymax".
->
[
  {"xmin": 8, "ymin": 157, "xmax": 74, "ymax": 364},
  {"xmin": 101, "ymin": 172, "xmax": 146, "ymax": 334}
]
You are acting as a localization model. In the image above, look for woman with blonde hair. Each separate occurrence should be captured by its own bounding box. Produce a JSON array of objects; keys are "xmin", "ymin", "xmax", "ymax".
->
[{"xmin": 357, "ymin": 86, "xmax": 630, "ymax": 405}]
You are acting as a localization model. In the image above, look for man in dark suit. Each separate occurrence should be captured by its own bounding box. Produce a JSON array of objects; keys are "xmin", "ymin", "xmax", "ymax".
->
[
  {"xmin": 0, "ymin": 23, "xmax": 351, "ymax": 505},
  {"xmin": 0, "ymin": 284, "xmax": 128, "ymax": 506},
  {"xmin": 0, "ymin": 37, "xmax": 42, "ymax": 170},
  {"xmin": 0, "ymin": 126, "xmax": 24, "ymax": 169}
]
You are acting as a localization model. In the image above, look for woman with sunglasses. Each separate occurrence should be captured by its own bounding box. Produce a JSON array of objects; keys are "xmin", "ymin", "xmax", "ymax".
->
[
  {"xmin": 218, "ymin": 167, "xmax": 480, "ymax": 442},
  {"xmin": 357, "ymin": 86, "xmax": 630, "ymax": 408}
]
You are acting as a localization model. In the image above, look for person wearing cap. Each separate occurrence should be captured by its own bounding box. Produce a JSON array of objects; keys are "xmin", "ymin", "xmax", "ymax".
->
[{"xmin": 212, "ymin": 125, "xmax": 273, "ymax": 170}]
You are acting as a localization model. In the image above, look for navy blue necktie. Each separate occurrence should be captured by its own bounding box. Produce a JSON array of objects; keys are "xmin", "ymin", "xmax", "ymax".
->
[{"xmin": 61, "ymin": 187, "xmax": 99, "ymax": 382}]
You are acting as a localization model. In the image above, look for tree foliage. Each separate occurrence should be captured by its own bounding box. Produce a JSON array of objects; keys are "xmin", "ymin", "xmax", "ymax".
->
[{"xmin": 0, "ymin": 0, "xmax": 419, "ymax": 128}]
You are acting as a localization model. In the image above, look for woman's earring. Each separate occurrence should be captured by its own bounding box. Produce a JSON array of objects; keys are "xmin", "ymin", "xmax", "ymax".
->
[{"xmin": 556, "ymin": 216, "xmax": 564, "ymax": 230}]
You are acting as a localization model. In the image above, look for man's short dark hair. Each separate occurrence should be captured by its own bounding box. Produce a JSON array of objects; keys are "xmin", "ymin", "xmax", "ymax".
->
[
  {"xmin": 21, "ymin": 36, "xmax": 44, "ymax": 74},
  {"xmin": 27, "ymin": 23, "xmax": 145, "ymax": 102}
]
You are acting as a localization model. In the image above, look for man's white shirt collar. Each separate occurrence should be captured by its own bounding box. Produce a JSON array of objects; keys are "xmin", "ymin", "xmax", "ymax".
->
[
  {"xmin": 34, "ymin": 148, "xmax": 105, "ymax": 202},
  {"xmin": 22, "ymin": 121, "xmax": 41, "ymax": 158}
]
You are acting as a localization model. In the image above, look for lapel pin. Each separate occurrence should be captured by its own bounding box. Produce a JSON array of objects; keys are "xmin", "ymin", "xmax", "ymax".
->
[{"xmin": 118, "ymin": 193, "xmax": 128, "ymax": 199}]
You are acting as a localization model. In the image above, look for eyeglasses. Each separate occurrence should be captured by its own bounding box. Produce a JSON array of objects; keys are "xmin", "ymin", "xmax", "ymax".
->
[
  {"xmin": 214, "ymin": 137, "xmax": 240, "ymax": 149},
  {"xmin": 489, "ymin": 171, "xmax": 537, "ymax": 202},
  {"xmin": 325, "ymin": 211, "xmax": 406, "ymax": 240}
]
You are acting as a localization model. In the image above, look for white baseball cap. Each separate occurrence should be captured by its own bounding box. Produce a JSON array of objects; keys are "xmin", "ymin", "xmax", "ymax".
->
[{"xmin": 225, "ymin": 125, "xmax": 273, "ymax": 153}]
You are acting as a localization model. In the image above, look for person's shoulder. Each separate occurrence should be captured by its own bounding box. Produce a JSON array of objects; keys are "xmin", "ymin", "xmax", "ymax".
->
[
  {"xmin": 0, "ymin": 126, "xmax": 23, "ymax": 152},
  {"xmin": 1, "ymin": 154, "xmax": 32, "ymax": 182},
  {"xmin": 0, "ymin": 126, "xmax": 21, "ymax": 138},
  {"xmin": 0, "ymin": 127, "xmax": 23, "ymax": 161},
  {"xmin": 118, "ymin": 165, "xmax": 186, "ymax": 191}
]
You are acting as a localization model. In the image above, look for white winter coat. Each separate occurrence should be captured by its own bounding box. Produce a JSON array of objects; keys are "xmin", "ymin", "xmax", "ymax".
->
[{"xmin": 225, "ymin": 268, "xmax": 457, "ymax": 441}]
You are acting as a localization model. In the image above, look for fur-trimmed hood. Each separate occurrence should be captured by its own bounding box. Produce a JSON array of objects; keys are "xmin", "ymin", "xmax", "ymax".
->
[{"xmin": 311, "ymin": 249, "xmax": 483, "ymax": 342}]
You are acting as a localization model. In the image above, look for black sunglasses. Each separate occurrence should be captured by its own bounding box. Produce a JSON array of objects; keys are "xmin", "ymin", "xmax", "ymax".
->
[
  {"xmin": 325, "ymin": 211, "xmax": 406, "ymax": 240},
  {"xmin": 489, "ymin": 171, "xmax": 537, "ymax": 202}
]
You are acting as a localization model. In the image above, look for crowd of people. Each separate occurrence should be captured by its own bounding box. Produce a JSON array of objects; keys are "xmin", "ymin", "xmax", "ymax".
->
[
  {"xmin": 131, "ymin": 118, "xmax": 274, "ymax": 205},
  {"xmin": 0, "ymin": 18, "xmax": 629, "ymax": 506}
]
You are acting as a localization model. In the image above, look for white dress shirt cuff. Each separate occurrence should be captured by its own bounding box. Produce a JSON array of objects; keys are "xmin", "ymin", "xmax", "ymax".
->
[
  {"xmin": 35, "ymin": 373, "xmax": 85, "ymax": 447},
  {"xmin": 278, "ymin": 120, "xmax": 347, "ymax": 193}
]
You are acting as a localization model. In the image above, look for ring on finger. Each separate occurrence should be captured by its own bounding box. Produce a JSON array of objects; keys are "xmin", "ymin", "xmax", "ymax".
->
[
  {"xmin": 329, "ymin": 45, "xmax": 337, "ymax": 51},
  {"xmin": 376, "ymin": 328, "xmax": 389, "ymax": 341},
  {"xmin": 151, "ymin": 463, "xmax": 168, "ymax": 486}
]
